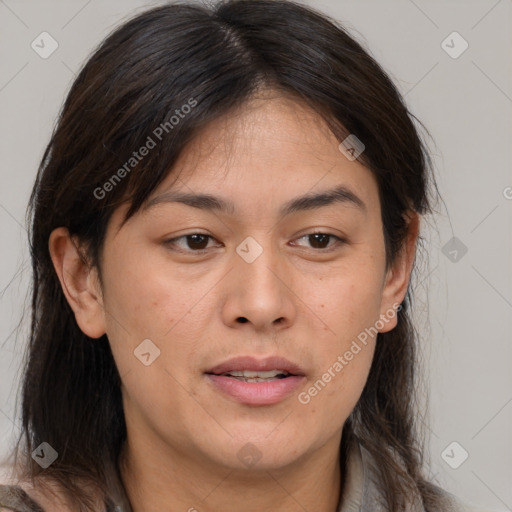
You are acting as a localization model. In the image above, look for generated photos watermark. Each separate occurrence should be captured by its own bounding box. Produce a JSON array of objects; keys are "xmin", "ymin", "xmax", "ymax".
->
[
  {"xmin": 298, "ymin": 302, "xmax": 402, "ymax": 405},
  {"xmin": 93, "ymin": 97, "xmax": 198, "ymax": 200}
]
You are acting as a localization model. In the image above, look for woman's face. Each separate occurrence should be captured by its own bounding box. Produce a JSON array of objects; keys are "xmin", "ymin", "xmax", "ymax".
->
[{"xmin": 55, "ymin": 92, "xmax": 413, "ymax": 473}]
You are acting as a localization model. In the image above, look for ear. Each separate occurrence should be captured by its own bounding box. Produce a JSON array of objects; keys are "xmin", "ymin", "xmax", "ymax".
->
[
  {"xmin": 48, "ymin": 227, "xmax": 107, "ymax": 339},
  {"xmin": 378, "ymin": 211, "xmax": 419, "ymax": 333}
]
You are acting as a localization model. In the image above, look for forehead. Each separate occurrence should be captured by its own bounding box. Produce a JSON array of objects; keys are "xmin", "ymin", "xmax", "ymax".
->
[
  {"xmin": 147, "ymin": 93, "xmax": 378, "ymax": 210},
  {"xmin": 110, "ymin": 92, "xmax": 381, "ymax": 233},
  {"xmin": 177, "ymin": 93, "xmax": 345, "ymax": 173}
]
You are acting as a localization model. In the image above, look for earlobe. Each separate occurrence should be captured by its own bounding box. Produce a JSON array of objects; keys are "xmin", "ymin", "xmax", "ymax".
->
[
  {"xmin": 48, "ymin": 227, "xmax": 107, "ymax": 339},
  {"xmin": 378, "ymin": 211, "xmax": 419, "ymax": 333}
]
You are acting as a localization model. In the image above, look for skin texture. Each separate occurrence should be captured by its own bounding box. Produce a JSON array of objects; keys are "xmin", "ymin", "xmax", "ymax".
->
[{"xmin": 48, "ymin": 90, "xmax": 419, "ymax": 512}]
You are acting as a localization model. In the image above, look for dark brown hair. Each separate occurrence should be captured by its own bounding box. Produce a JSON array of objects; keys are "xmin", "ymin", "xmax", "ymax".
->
[{"xmin": 12, "ymin": 0, "xmax": 446, "ymax": 510}]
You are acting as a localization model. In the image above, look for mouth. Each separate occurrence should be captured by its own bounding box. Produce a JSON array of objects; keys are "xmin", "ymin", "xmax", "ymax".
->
[
  {"xmin": 204, "ymin": 355, "xmax": 306, "ymax": 405},
  {"xmin": 205, "ymin": 355, "xmax": 305, "ymax": 379},
  {"xmin": 207, "ymin": 369, "xmax": 294, "ymax": 382}
]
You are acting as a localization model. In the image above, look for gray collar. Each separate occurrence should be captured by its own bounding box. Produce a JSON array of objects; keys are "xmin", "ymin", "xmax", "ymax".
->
[{"xmin": 339, "ymin": 439, "xmax": 425, "ymax": 512}]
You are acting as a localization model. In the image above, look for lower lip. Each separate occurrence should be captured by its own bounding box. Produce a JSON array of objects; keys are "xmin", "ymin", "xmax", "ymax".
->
[{"xmin": 205, "ymin": 374, "xmax": 305, "ymax": 405}]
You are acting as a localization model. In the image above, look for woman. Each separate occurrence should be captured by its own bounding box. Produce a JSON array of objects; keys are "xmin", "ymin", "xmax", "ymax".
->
[{"xmin": 0, "ymin": 0, "xmax": 490, "ymax": 510}]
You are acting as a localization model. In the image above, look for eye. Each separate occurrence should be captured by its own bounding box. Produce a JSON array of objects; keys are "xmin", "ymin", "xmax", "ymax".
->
[
  {"xmin": 291, "ymin": 232, "xmax": 345, "ymax": 251},
  {"xmin": 164, "ymin": 233, "xmax": 220, "ymax": 253},
  {"xmin": 164, "ymin": 231, "xmax": 346, "ymax": 255}
]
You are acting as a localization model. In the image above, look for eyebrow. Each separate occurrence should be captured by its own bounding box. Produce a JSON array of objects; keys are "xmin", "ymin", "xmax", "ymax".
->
[{"xmin": 144, "ymin": 184, "xmax": 367, "ymax": 218}]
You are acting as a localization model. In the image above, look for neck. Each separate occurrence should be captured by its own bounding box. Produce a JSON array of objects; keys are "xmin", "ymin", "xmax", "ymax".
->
[{"xmin": 120, "ymin": 430, "xmax": 343, "ymax": 512}]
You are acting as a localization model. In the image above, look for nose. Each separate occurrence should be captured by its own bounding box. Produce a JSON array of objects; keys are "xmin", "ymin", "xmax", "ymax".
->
[{"xmin": 221, "ymin": 236, "xmax": 297, "ymax": 333}]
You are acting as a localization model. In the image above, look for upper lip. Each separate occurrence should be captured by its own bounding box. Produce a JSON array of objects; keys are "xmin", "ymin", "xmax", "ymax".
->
[{"xmin": 205, "ymin": 355, "xmax": 306, "ymax": 376}]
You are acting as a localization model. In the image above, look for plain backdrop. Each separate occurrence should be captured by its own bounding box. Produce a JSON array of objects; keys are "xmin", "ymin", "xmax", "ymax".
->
[{"xmin": 0, "ymin": 0, "xmax": 511, "ymax": 510}]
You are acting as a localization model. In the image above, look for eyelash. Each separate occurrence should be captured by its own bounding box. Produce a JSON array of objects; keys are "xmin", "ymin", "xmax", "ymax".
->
[{"xmin": 163, "ymin": 231, "xmax": 346, "ymax": 255}]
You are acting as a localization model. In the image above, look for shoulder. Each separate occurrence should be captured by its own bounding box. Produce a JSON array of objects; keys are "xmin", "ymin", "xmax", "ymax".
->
[
  {"xmin": 0, "ymin": 483, "xmax": 44, "ymax": 511},
  {"xmin": 0, "ymin": 480, "xmax": 73, "ymax": 512},
  {"xmin": 435, "ymin": 486, "xmax": 499, "ymax": 512},
  {"xmin": 0, "ymin": 474, "xmax": 109, "ymax": 512},
  {"xmin": 0, "ymin": 464, "xmax": 106, "ymax": 512},
  {"xmin": 353, "ymin": 441, "xmax": 497, "ymax": 512}
]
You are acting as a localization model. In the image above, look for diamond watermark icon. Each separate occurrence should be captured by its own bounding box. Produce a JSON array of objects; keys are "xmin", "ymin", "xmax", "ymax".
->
[
  {"xmin": 31, "ymin": 442, "xmax": 58, "ymax": 469},
  {"xmin": 236, "ymin": 236, "xmax": 263, "ymax": 264},
  {"xmin": 237, "ymin": 442, "xmax": 262, "ymax": 468},
  {"xmin": 441, "ymin": 441, "xmax": 469, "ymax": 469},
  {"xmin": 134, "ymin": 338, "xmax": 161, "ymax": 366},
  {"xmin": 441, "ymin": 31, "xmax": 468, "ymax": 59},
  {"xmin": 31, "ymin": 32, "xmax": 59, "ymax": 59},
  {"xmin": 442, "ymin": 236, "xmax": 468, "ymax": 263},
  {"xmin": 338, "ymin": 134, "xmax": 365, "ymax": 161}
]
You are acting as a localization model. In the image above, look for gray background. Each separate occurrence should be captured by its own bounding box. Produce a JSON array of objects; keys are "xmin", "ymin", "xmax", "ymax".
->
[{"xmin": 0, "ymin": 0, "xmax": 511, "ymax": 510}]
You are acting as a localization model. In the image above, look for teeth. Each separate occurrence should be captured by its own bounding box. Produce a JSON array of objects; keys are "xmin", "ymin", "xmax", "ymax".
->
[
  {"xmin": 230, "ymin": 377, "xmax": 281, "ymax": 383},
  {"xmin": 223, "ymin": 369, "xmax": 289, "ymax": 378}
]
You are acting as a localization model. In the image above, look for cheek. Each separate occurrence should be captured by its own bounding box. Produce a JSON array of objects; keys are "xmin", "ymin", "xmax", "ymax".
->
[
  {"xmin": 300, "ymin": 333, "xmax": 376, "ymax": 429},
  {"xmin": 306, "ymin": 264, "xmax": 384, "ymax": 345},
  {"xmin": 296, "ymin": 261, "xmax": 382, "ymax": 415},
  {"xmin": 100, "ymin": 249, "xmax": 217, "ymax": 382},
  {"xmin": 101, "ymin": 247, "xmax": 187, "ymax": 337},
  {"xmin": 327, "ymin": 354, "xmax": 374, "ymax": 427}
]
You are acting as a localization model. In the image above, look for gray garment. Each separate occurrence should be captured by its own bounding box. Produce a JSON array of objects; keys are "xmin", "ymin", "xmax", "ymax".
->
[
  {"xmin": 339, "ymin": 439, "xmax": 492, "ymax": 512},
  {"xmin": 0, "ymin": 484, "xmax": 43, "ymax": 512},
  {"xmin": 0, "ymin": 439, "xmax": 493, "ymax": 512}
]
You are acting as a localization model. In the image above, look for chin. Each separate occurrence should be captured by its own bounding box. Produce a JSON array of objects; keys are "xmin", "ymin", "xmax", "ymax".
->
[{"xmin": 205, "ymin": 435, "xmax": 309, "ymax": 471}]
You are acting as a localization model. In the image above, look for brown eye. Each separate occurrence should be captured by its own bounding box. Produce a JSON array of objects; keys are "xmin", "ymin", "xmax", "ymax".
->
[
  {"xmin": 165, "ymin": 233, "xmax": 218, "ymax": 253},
  {"xmin": 308, "ymin": 233, "xmax": 330, "ymax": 249},
  {"xmin": 293, "ymin": 232, "xmax": 345, "ymax": 251},
  {"xmin": 184, "ymin": 234, "xmax": 210, "ymax": 250}
]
